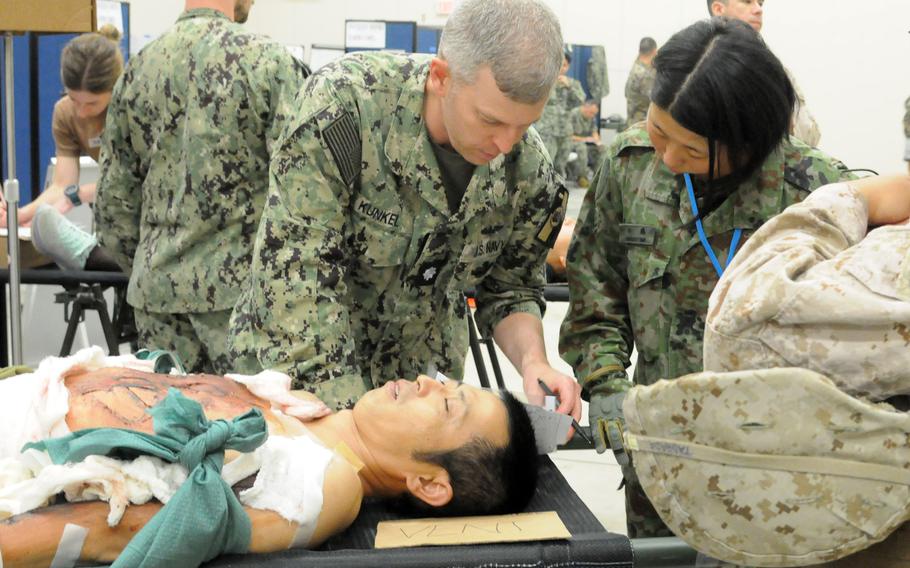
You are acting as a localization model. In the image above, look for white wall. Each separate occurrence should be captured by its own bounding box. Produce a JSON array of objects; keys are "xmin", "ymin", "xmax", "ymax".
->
[{"xmin": 128, "ymin": 0, "xmax": 910, "ymax": 175}]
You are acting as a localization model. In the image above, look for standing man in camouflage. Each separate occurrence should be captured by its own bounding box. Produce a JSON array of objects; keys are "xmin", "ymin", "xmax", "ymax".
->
[
  {"xmin": 535, "ymin": 51, "xmax": 587, "ymax": 177},
  {"xmin": 707, "ymin": 0, "xmax": 821, "ymax": 146},
  {"xmin": 229, "ymin": 0, "xmax": 583, "ymax": 418},
  {"xmin": 623, "ymin": 37, "xmax": 656, "ymax": 129},
  {"xmin": 904, "ymin": 96, "xmax": 909, "ymax": 174},
  {"xmin": 94, "ymin": 0, "xmax": 308, "ymax": 373}
]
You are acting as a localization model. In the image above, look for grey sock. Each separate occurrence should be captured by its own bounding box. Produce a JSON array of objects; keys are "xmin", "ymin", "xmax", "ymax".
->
[{"xmin": 30, "ymin": 205, "xmax": 97, "ymax": 270}]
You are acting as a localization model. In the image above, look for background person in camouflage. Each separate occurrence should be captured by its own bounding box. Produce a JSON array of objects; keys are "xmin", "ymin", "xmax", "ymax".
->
[
  {"xmin": 534, "ymin": 50, "xmax": 587, "ymax": 177},
  {"xmin": 94, "ymin": 0, "xmax": 309, "ymax": 374},
  {"xmin": 559, "ymin": 19, "xmax": 854, "ymax": 538},
  {"xmin": 708, "ymin": 0, "xmax": 821, "ymax": 146},
  {"xmin": 566, "ymin": 100, "xmax": 604, "ymax": 187},
  {"xmin": 623, "ymin": 37, "xmax": 656, "ymax": 129},
  {"xmin": 229, "ymin": 0, "xmax": 583, "ymax": 421},
  {"xmin": 904, "ymin": 96, "xmax": 909, "ymax": 174}
]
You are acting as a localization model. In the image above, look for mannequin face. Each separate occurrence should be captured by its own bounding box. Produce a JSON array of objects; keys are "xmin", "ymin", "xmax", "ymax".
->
[{"xmin": 353, "ymin": 376, "xmax": 510, "ymax": 467}]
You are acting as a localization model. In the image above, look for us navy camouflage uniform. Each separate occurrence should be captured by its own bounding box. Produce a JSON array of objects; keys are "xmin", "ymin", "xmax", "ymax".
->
[
  {"xmin": 95, "ymin": 8, "xmax": 308, "ymax": 373},
  {"xmin": 706, "ymin": 182, "xmax": 910, "ymax": 401},
  {"xmin": 585, "ymin": 46, "xmax": 609, "ymax": 101},
  {"xmin": 535, "ymin": 76, "xmax": 586, "ymax": 176},
  {"xmin": 229, "ymin": 52, "xmax": 566, "ymax": 410},
  {"xmin": 624, "ymin": 59, "xmax": 655, "ymax": 129},
  {"xmin": 559, "ymin": 125, "xmax": 854, "ymax": 537}
]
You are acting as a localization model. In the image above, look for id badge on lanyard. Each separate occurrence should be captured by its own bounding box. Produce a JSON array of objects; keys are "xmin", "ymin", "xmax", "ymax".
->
[{"xmin": 683, "ymin": 173, "xmax": 742, "ymax": 278}]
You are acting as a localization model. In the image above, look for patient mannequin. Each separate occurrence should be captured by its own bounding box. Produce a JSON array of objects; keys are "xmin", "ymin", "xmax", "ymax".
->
[{"xmin": 0, "ymin": 364, "xmax": 537, "ymax": 566}]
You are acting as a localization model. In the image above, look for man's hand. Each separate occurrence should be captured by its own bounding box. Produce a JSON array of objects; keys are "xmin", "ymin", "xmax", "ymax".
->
[
  {"xmin": 522, "ymin": 362, "xmax": 582, "ymax": 437},
  {"xmin": 557, "ymin": 75, "xmax": 569, "ymax": 86}
]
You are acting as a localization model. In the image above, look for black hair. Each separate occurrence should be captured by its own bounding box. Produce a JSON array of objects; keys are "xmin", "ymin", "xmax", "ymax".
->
[
  {"xmin": 639, "ymin": 37, "xmax": 657, "ymax": 55},
  {"xmin": 400, "ymin": 390, "xmax": 538, "ymax": 517},
  {"xmin": 651, "ymin": 17, "xmax": 794, "ymax": 192}
]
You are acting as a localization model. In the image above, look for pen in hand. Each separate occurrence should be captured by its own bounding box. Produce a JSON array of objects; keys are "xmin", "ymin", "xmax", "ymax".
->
[{"xmin": 537, "ymin": 378, "xmax": 593, "ymax": 446}]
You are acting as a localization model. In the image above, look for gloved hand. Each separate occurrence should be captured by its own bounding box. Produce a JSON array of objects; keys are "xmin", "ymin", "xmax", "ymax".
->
[{"xmin": 589, "ymin": 390, "xmax": 627, "ymax": 456}]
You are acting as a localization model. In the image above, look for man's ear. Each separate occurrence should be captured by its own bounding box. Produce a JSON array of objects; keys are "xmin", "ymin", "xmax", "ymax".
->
[
  {"xmin": 710, "ymin": 1, "xmax": 726, "ymax": 17},
  {"xmin": 405, "ymin": 469, "xmax": 453, "ymax": 508},
  {"xmin": 427, "ymin": 58, "xmax": 452, "ymax": 97}
]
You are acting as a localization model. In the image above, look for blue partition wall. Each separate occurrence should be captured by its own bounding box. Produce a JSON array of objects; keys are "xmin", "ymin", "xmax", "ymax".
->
[
  {"xmin": 416, "ymin": 27, "xmax": 442, "ymax": 55},
  {"xmin": 0, "ymin": 34, "xmax": 35, "ymax": 204},
  {"xmin": 567, "ymin": 44, "xmax": 595, "ymax": 100},
  {"xmin": 0, "ymin": 1, "xmax": 130, "ymax": 205}
]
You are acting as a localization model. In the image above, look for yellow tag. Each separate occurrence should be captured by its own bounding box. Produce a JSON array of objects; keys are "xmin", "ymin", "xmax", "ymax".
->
[
  {"xmin": 625, "ymin": 433, "xmax": 639, "ymax": 451},
  {"xmin": 334, "ymin": 441, "xmax": 365, "ymax": 473}
]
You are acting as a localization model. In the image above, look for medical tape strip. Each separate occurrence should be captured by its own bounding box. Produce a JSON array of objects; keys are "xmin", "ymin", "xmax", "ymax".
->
[{"xmin": 49, "ymin": 523, "xmax": 89, "ymax": 568}]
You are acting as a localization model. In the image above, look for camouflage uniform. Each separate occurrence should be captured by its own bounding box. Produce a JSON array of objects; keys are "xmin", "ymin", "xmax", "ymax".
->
[
  {"xmin": 904, "ymin": 96, "xmax": 910, "ymax": 167},
  {"xmin": 565, "ymin": 108, "xmax": 605, "ymax": 183},
  {"xmin": 229, "ymin": 52, "xmax": 566, "ymax": 411},
  {"xmin": 558, "ymin": 125, "xmax": 853, "ymax": 537},
  {"xmin": 585, "ymin": 46, "xmax": 609, "ymax": 101},
  {"xmin": 787, "ymin": 68, "xmax": 821, "ymax": 147},
  {"xmin": 535, "ymin": 76, "xmax": 586, "ymax": 176},
  {"xmin": 623, "ymin": 59, "xmax": 655, "ymax": 129},
  {"xmin": 705, "ymin": 182, "xmax": 910, "ymax": 401},
  {"xmin": 95, "ymin": 9, "xmax": 308, "ymax": 374}
]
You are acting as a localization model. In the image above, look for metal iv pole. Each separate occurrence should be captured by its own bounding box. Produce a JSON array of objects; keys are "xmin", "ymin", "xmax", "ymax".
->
[{"xmin": 3, "ymin": 32, "xmax": 24, "ymax": 365}]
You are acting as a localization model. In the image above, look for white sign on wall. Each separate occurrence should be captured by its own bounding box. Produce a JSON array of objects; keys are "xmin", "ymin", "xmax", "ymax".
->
[
  {"xmin": 345, "ymin": 21, "xmax": 386, "ymax": 49},
  {"xmin": 96, "ymin": 0, "xmax": 124, "ymax": 35}
]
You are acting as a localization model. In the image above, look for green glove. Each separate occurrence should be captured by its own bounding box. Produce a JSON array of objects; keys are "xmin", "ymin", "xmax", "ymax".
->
[{"xmin": 589, "ymin": 390, "xmax": 628, "ymax": 456}]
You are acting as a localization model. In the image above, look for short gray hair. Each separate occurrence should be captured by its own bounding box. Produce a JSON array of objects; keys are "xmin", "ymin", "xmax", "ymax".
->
[{"xmin": 438, "ymin": 0, "xmax": 564, "ymax": 104}]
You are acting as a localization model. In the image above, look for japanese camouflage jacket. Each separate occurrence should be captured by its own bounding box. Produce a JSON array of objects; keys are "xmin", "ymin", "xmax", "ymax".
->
[{"xmin": 559, "ymin": 126, "xmax": 853, "ymax": 397}]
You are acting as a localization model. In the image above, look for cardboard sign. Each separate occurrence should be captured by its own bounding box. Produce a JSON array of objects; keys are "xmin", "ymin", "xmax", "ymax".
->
[
  {"xmin": 375, "ymin": 511, "xmax": 570, "ymax": 549},
  {"xmin": 0, "ymin": 0, "xmax": 95, "ymax": 33}
]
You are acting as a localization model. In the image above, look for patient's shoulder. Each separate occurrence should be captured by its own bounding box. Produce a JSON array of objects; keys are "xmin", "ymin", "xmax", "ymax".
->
[{"xmin": 307, "ymin": 455, "xmax": 363, "ymax": 547}]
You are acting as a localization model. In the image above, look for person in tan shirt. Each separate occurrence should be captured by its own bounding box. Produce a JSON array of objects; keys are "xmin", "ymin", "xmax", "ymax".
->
[{"xmin": 2, "ymin": 26, "xmax": 122, "ymax": 228}]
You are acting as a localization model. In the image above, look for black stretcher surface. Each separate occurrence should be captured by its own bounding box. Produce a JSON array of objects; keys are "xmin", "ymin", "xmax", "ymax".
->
[{"xmin": 208, "ymin": 455, "xmax": 633, "ymax": 567}]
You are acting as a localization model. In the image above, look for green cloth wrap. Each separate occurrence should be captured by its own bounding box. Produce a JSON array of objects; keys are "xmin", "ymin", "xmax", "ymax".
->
[{"xmin": 25, "ymin": 388, "xmax": 268, "ymax": 567}]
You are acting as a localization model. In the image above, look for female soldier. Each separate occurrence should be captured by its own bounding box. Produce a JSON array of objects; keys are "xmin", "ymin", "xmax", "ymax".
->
[
  {"xmin": 559, "ymin": 17, "xmax": 854, "ymax": 538},
  {"xmin": 2, "ymin": 26, "xmax": 123, "ymax": 270}
]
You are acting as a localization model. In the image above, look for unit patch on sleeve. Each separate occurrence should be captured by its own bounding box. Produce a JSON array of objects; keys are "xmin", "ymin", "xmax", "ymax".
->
[{"xmin": 536, "ymin": 186, "xmax": 569, "ymax": 248}]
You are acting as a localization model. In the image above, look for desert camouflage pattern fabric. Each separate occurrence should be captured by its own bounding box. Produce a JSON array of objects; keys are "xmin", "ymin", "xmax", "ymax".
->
[
  {"xmin": 229, "ymin": 52, "xmax": 564, "ymax": 410},
  {"xmin": 705, "ymin": 182, "xmax": 910, "ymax": 401},
  {"xmin": 622, "ymin": 367, "xmax": 910, "ymax": 567},
  {"xmin": 560, "ymin": 125, "xmax": 854, "ymax": 399},
  {"xmin": 787, "ymin": 68, "xmax": 821, "ymax": 147},
  {"xmin": 624, "ymin": 59, "xmax": 655, "ymax": 128},
  {"xmin": 95, "ymin": 8, "xmax": 308, "ymax": 314},
  {"xmin": 535, "ymin": 76, "xmax": 586, "ymax": 173}
]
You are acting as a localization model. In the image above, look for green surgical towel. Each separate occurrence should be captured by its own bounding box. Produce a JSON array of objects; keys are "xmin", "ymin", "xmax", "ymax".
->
[{"xmin": 26, "ymin": 388, "xmax": 268, "ymax": 567}]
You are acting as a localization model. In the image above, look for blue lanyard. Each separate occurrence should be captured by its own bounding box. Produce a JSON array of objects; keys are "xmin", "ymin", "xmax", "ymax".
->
[{"xmin": 683, "ymin": 173, "xmax": 742, "ymax": 278}]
